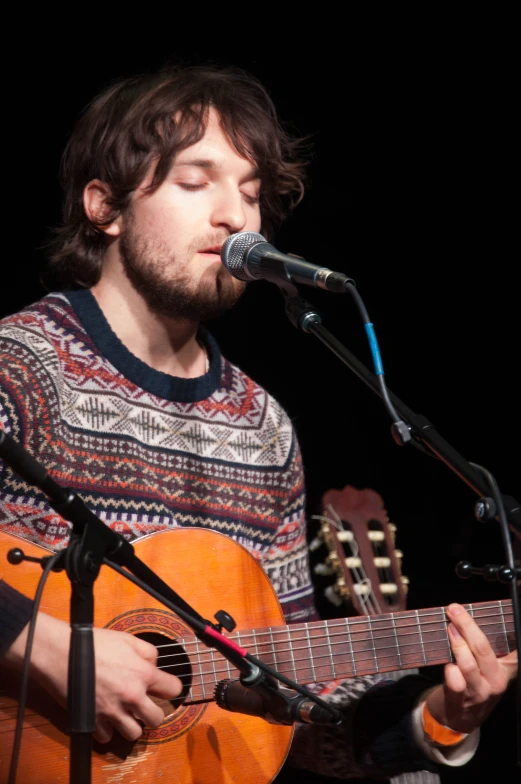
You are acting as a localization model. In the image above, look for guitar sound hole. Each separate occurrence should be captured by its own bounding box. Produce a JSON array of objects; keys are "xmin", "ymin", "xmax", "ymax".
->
[{"xmin": 135, "ymin": 632, "xmax": 192, "ymax": 709}]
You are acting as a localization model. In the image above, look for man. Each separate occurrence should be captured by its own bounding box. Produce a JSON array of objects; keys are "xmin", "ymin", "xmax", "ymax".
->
[{"xmin": 0, "ymin": 64, "xmax": 516, "ymax": 781}]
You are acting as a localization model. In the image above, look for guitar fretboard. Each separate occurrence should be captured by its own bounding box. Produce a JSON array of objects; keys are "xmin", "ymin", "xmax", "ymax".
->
[{"xmin": 172, "ymin": 599, "xmax": 514, "ymax": 703}]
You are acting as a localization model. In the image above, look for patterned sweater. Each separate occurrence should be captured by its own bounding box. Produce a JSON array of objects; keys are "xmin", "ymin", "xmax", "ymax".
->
[{"xmin": 0, "ymin": 290, "xmax": 440, "ymax": 780}]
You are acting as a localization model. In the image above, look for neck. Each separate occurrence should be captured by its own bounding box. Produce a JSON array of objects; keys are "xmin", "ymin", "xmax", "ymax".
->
[
  {"xmin": 180, "ymin": 598, "xmax": 514, "ymax": 703},
  {"xmin": 90, "ymin": 267, "xmax": 207, "ymax": 379}
]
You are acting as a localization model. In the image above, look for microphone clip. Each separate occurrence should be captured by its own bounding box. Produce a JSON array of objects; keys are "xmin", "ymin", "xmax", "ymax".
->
[{"xmin": 214, "ymin": 665, "xmax": 342, "ymax": 726}]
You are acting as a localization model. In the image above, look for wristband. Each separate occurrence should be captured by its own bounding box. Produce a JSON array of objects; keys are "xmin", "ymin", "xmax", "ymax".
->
[{"xmin": 422, "ymin": 701, "xmax": 468, "ymax": 746}]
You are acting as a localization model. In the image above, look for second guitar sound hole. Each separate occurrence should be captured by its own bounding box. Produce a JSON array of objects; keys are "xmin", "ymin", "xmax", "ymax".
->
[{"xmin": 135, "ymin": 632, "xmax": 192, "ymax": 709}]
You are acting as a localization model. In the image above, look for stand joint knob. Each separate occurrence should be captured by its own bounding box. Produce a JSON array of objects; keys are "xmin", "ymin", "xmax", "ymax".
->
[
  {"xmin": 214, "ymin": 610, "xmax": 236, "ymax": 633},
  {"xmin": 474, "ymin": 496, "xmax": 497, "ymax": 522}
]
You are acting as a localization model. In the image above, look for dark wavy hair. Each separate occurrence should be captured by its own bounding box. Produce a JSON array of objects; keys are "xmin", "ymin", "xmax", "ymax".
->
[{"xmin": 46, "ymin": 64, "xmax": 310, "ymax": 289}]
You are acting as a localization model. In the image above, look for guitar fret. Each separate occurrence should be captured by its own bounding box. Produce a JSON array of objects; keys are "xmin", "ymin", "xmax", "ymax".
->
[
  {"xmin": 390, "ymin": 612, "xmax": 402, "ymax": 670},
  {"xmin": 415, "ymin": 609, "xmax": 427, "ymax": 666},
  {"xmin": 305, "ymin": 624, "xmax": 316, "ymax": 682},
  {"xmin": 326, "ymin": 622, "xmax": 337, "ymax": 678},
  {"xmin": 194, "ymin": 636, "xmax": 206, "ymax": 699},
  {"xmin": 499, "ymin": 601, "xmax": 509, "ymax": 651},
  {"xmin": 287, "ymin": 627, "xmax": 297, "ymax": 681},
  {"xmin": 443, "ymin": 610, "xmax": 452, "ymax": 662},
  {"xmin": 345, "ymin": 618, "xmax": 356, "ymax": 677},
  {"xmin": 224, "ymin": 651, "xmax": 232, "ymax": 678},
  {"xmin": 210, "ymin": 646, "xmax": 217, "ymax": 685},
  {"xmin": 235, "ymin": 631, "xmax": 243, "ymax": 667},
  {"xmin": 269, "ymin": 627, "xmax": 277, "ymax": 670},
  {"xmin": 366, "ymin": 615, "xmax": 379, "ymax": 671}
]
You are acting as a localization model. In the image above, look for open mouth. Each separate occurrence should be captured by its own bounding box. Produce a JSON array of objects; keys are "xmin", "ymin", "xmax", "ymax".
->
[{"xmin": 198, "ymin": 246, "xmax": 222, "ymax": 257}]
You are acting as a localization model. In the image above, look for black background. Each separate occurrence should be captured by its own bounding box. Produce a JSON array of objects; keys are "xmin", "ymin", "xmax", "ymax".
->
[{"xmin": 3, "ymin": 16, "xmax": 519, "ymax": 783}]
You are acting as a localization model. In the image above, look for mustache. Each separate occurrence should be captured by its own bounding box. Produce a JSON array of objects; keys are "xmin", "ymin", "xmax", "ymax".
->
[{"xmin": 190, "ymin": 233, "xmax": 230, "ymax": 254}]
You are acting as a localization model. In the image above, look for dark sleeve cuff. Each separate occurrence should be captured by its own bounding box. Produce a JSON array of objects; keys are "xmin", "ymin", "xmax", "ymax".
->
[
  {"xmin": 0, "ymin": 579, "xmax": 34, "ymax": 658},
  {"xmin": 353, "ymin": 674, "xmax": 442, "ymax": 777}
]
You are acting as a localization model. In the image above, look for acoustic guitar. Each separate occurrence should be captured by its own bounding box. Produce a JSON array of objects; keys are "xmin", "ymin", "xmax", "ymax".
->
[{"xmin": 0, "ymin": 527, "xmax": 515, "ymax": 784}]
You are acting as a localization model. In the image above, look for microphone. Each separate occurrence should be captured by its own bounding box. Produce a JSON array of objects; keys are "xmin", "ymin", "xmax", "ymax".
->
[
  {"xmin": 220, "ymin": 232, "xmax": 354, "ymax": 293},
  {"xmin": 214, "ymin": 678, "xmax": 342, "ymax": 726}
]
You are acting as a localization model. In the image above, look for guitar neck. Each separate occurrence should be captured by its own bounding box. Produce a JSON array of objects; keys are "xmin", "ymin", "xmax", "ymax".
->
[{"xmin": 187, "ymin": 599, "xmax": 514, "ymax": 700}]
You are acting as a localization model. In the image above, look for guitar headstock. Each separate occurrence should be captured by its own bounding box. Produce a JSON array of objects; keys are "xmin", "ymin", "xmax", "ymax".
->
[{"xmin": 309, "ymin": 485, "xmax": 409, "ymax": 616}]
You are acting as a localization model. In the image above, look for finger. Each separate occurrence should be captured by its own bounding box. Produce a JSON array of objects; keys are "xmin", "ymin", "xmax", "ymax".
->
[
  {"xmin": 498, "ymin": 650, "xmax": 518, "ymax": 680},
  {"xmin": 111, "ymin": 712, "xmax": 146, "ymax": 742},
  {"xmin": 447, "ymin": 622, "xmax": 485, "ymax": 696},
  {"xmin": 94, "ymin": 717, "xmax": 114, "ymax": 744},
  {"xmin": 443, "ymin": 661, "xmax": 467, "ymax": 695},
  {"xmin": 148, "ymin": 668, "xmax": 183, "ymax": 700},
  {"xmin": 129, "ymin": 696, "xmax": 168, "ymax": 729},
  {"xmin": 129, "ymin": 636, "xmax": 159, "ymax": 665},
  {"xmin": 448, "ymin": 604, "xmax": 508, "ymax": 691}
]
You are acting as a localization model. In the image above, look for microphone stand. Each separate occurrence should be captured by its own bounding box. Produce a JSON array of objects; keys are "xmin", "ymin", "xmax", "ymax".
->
[
  {"xmin": 0, "ymin": 430, "xmax": 342, "ymax": 784},
  {"xmin": 280, "ymin": 284, "xmax": 521, "ymax": 540},
  {"xmin": 278, "ymin": 280, "xmax": 521, "ymax": 769}
]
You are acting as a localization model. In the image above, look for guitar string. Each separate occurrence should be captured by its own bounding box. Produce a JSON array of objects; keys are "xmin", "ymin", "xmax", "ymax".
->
[
  {"xmin": 150, "ymin": 628, "xmax": 514, "ymax": 689},
  {"xmin": 149, "ymin": 605, "xmax": 513, "ymax": 655},
  {"xmin": 315, "ymin": 503, "xmax": 408, "ymax": 616},
  {"xmin": 154, "ymin": 624, "xmax": 513, "ymax": 667},
  {"xmin": 146, "ymin": 615, "xmax": 514, "ymax": 679},
  {"xmin": 154, "ymin": 633, "xmax": 511, "ymax": 669},
  {"xmin": 151, "ymin": 645, "xmax": 515, "ymax": 686},
  {"xmin": 0, "ymin": 607, "xmax": 508, "ymax": 715},
  {"xmin": 154, "ymin": 649, "xmax": 514, "ymax": 687},
  {"xmin": 0, "ymin": 621, "xmax": 513, "ymax": 721},
  {"xmin": 314, "ymin": 509, "xmax": 383, "ymax": 615},
  {"xmin": 155, "ymin": 621, "xmax": 514, "ymax": 664},
  {"xmin": 0, "ymin": 633, "xmax": 510, "ymax": 723},
  {"xmin": 154, "ymin": 620, "xmax": 515, "ymax": 665}
]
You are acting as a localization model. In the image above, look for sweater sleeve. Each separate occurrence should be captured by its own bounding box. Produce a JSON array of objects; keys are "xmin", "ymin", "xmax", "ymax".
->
[
  {"xmin": 0, "ymin": 579, "xmax": 33, "ymax": 658},
  {"xmin": 286, "ymin": 674, "xmax": 444, "ymax": 779},
  {"xmin": 0, "ymin": 337, "xmax": 72, "ymax": 550}
]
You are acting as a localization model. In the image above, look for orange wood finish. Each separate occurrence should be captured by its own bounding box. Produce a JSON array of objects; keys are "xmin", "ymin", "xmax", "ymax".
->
[{"xmin": 0, "ymin": 528, "xmax": 293, "ymax": 784}]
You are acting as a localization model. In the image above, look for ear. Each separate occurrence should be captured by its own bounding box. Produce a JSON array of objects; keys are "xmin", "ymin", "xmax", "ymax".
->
[{"xmin": 83, "ymin": 179, "xmax": 122, "ymax": 237}]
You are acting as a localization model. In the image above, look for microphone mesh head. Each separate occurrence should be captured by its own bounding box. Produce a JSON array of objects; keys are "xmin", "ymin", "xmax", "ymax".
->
[{"xmin": 220, "ymin": 231, "xmax": 266, "ymax": 280}]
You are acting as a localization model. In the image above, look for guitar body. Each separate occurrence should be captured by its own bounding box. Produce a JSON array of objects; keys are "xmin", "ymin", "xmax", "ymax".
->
[{"xmin": 0, "ymin": 528, "xmax": 293, "ymax": 784}]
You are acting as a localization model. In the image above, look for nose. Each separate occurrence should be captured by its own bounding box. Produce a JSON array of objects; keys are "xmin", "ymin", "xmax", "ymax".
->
[{"xmin": 210, "ymin": 185, "xmax": 249, "ymax": 234}]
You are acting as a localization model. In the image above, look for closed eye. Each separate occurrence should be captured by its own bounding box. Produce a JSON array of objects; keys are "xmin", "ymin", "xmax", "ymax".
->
[
  {"xmin": 179, "ymin": 182, "xmax": 259, "ymax": 205},
  {"xmin": 178, "ymin": 183, "xmax": 207, "ymax": 191},
  {"xmin": 242, "ymin": 192, "xmax": 260, "ymax": 205}
]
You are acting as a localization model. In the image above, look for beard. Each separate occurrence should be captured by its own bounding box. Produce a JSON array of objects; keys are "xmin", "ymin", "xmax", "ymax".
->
[{"xmin": 119, "ymin": 214, "xmax": 246, "ymax": 322}]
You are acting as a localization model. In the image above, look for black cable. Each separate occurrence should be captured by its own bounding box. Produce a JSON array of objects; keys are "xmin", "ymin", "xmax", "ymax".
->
[
  {"xmin": 8, "ymin": 551, "xmax": 63, "ymax": 784},
  {"xmin": 344, "ymin": 282, "xmax": 411, "ymax": 443}
]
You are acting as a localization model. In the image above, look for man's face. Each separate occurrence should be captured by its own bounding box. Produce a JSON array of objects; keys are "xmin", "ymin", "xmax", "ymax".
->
[{"xmin": 118, "ymin": 107, "xmax": 262, "ymax": 321}]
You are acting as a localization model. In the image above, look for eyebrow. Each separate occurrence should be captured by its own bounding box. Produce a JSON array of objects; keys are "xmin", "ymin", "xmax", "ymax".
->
[{"xmin": 173, "ymin": 157, "xmax": 260, "ymax": 182}]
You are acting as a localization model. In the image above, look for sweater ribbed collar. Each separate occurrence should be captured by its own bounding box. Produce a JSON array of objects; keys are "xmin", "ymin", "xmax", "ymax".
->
[{"xmin": 65, "ymin": 289, "xmax": 221, "ymax": 403}]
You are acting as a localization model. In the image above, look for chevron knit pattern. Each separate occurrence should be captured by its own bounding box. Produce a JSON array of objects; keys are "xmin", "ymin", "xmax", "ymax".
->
[{"xmin": 0, "ymin": 291, "xmax": 314, "ymax": 623}]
